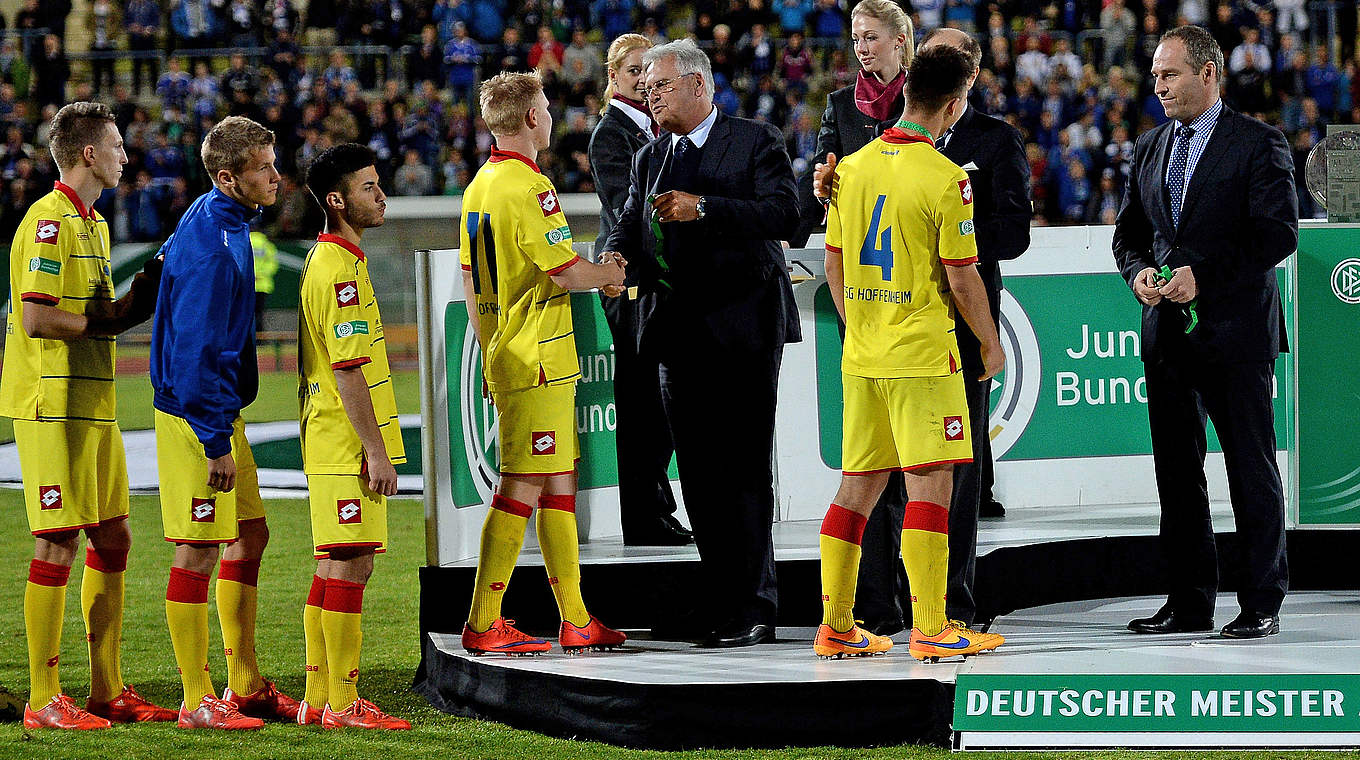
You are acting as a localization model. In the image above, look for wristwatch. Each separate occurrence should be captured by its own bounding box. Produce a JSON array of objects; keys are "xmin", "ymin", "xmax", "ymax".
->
[{"xmin": 695, "ymin": 196, "xmax": 707, "ymax": 220}]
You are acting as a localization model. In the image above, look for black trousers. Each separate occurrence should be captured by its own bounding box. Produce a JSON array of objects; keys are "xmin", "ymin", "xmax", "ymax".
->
[
  {"xmin": 1145, "ymin": 355, "xmax": 1288, "ymax": 617},
  {"xmin": 655, "ymin": 333, "xmax": 782, "ymax": 627},
  {"xmin": 601, "ymin": 294, "xmax": 678, "ymax": 539}
]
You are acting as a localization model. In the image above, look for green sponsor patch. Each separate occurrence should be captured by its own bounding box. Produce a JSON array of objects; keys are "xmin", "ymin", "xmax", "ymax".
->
[
  {"xmin": 959, "ymin": 219, "xmax": 975, "ymax": 236},
  {"xmin": 29, "ymin": 257, "xmax": 61, "ymax": 275},
  {"xmin": 545, "ymin": 225, "xmax": 573, "ymax": 245},
  {"xmin": 333, "ymin": 320, "xmax": 370, "ymax": 338}
]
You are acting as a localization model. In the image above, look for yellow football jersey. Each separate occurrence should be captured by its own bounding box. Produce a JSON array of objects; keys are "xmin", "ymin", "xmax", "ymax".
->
[
  {"xmin": 0, "ymin": 183, "xmax": 116, "ymax": 422},
  {"xmin": 298, "ymin": 234, "xmax": 406, "ymax": 475},
  {"xmin": 459, "ymin": 149, "xmax": 581, "ymax": 393},
  {"xmin": 826, "ymin": 127, "xmax": 979, "ymax": 378}
]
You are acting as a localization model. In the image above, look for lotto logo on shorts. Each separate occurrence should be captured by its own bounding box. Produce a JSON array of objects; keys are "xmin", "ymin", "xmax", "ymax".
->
[
  {"xmin": 337, "ymin": 499, "xmax": 362, "ymax": 524},
  {"xmin": 958, "ymin": 179, "xmax": 973, "ymax": 205},
  {"xmin": 39, "ymin": 485, "xmax": 62, "ymax": 510},
  {"xmin": 35, "ymin": 219, "xmax": 60, "ymax": 244},
  {"xmin": 532, "ymin": 431, "xmax": 556, "ymax": 455},
  {"xmin": 944, "ymin": 416, "xmax": 965, "ymax": 441},
  {"xmin": 537, "ymin": 189, "xmax": 561, "ymax": 216},
  {"xmin": 191, "ymin": 498, "xmax": 216, "ymax": 522},
  {"xmin": 334, "ymin": 281, "xmax": 359, "ymax": 307}
]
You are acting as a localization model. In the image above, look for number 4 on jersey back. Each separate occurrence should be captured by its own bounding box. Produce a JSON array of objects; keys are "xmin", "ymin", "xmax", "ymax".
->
[{"xmin": 859, "ymin": 194, "xmax": 893, "ymax": 281}]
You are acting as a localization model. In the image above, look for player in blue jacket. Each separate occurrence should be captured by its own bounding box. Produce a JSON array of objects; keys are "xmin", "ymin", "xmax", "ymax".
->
[{"xmin": 149, "ymin": 116, "xmax": 302, "ymax": 729}]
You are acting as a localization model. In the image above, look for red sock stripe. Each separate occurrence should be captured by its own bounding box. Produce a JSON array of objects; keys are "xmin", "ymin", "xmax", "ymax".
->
[
  {"xmin": 820, "ymin": 504, "xmax": 867, "ymax": 545},
  {"xmin": 306, "ymin": 574, "xmax": 326, "ymax": 608},
  {"xmin": 84, "ymin": 545, "xmax": 129, "ymax": 573},
  {"xmin": 491, "ymin": 494, "xmax": 533, "ymax": 518},
  {"xmin": 218, "ymin": 558, "xmax": 260, "ymax": 587},
  {"xmin": 166, "ymin": 567, "xmax": 211, "ymax": 604},
  {"xmin": 28, "ymin": 559, "xmax": 70, "ymax": 587},
  {"xmin": 902, "ymin": 500, "xmax": 949, "ymax": 534},
  {"xmin": 538, "ymin": 494, "xmax": 576, "ymax": 513},
  {"xmin": 323, "ymin": 578, "xmax": 365, "ymax": 614}
]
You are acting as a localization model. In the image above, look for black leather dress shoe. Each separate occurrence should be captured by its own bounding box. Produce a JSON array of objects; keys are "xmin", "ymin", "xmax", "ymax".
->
[
  {"xmin": 1221, "ymin": 612, "xmax": 1280, "ymax": 639},
  {"xmin": 980, "ymin": 499, "xmax": 1006, "ymax": 518},
  {"xmin": 1127, "ymin": 607, "xmax": 1215, "ymax": 634},
  {"xmin": 622, "ymin": 515, "xmax": 695, "ymax": 546},
  {"xmin": 704, "ymin": 622, "xmax": 775, "ymax": 648},
  {"xmin": 862, "ymin": 617, "xmax": 906, "ymax": 637}
]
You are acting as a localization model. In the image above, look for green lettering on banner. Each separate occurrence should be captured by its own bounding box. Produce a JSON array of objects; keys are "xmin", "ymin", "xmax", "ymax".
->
[{"xmin": 955, "ymin": 674, "xmax": 1360, "ymax": 733}]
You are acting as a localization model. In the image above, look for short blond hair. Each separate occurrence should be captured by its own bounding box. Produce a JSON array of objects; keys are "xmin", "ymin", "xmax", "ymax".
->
[
  {"xmin": 852, "ymin": 0, "xmax": 916, "ymax": 65},
  {"xmin": 479, "ymin": 71, "xmax": 544, "ymax": 137},
  {"xmin": 49, "ymin": 102, "xmax": 116, "ymax": 170},
  {"xmin": 202, "ymin": 115, "xmax": 276, "ymax": 177}
]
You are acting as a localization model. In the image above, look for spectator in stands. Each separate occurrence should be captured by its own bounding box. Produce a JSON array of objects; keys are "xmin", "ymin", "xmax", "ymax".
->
[
  {"xmin": 189, "ymin": 61, "xmax": 221, "ymax": 121},
  {"xmin": 0, "ymin": 37, "xmax": 31, "ymax": 96},
  {"xmin": 1207, "ymin": 1, "xmax": 1241, "ymax": 56},
  {"xmin": 712, "ymin": 71, "xmax": 739, "ymax": 114},
  {"xmin": 1057, "ymin": 156, "xmax": 1090, "ymax": 224},
  {"xmin": 913, "ymin": 0, "xmax": 944, "ymax": 33},
  {"xmin": 262, "ymin": 0, "xmax": 298, "ymax": 38},
  {"xmin": 739, "ymin": 23, "xmax": 776, "ymax": 81},
  {"xmin": 87, "ymin": 0, "xmax": 120, "ymax": 95},
  {"xmin": 1305, "ymin": 44, "xmax": 1341, "ymax": 119},
  {"xmin": 1276, "ymin": 0, "xmax": 1308, "ymax": 36},
  {"xmin": 323, "ymin": 50, "xmax": 359, "ymax": 100},
  {"xmin": 432, "ymin": 0, "xmax": 467, "ymax": 45},
  {"xmin": 1016, "ymin": 36, "xmax": 1050, "ymax": 89},
  {"xmin": 786, "ymin": 105, "xmax": 816, "ymax": 177},
  {"xmin": 809, "ymin": 0, "xmax": 845, "ymax": 41},
  {"xmin": 464, "ymin": 0, "xmax": 506, "ymax": 43},
  {"xmin": 393, "ymin": 148, "xmax": 433, "ymax": 195},
  {"xmin": 777, "ymin": 0, "xmax": 812, "ymax": 35},
  {"xmin": 530, "ymin": 24, "xmax": 565, "ymax": 71},
  {"xmin": 594, "ymin": 0, "xmax": 635, "ymax": 44},
  {"xmin": 409, "ymin": 24, "xmax": 444, "ymax": 89},
  {"xmin": 444, "ymin": 21, "xmax": 481, "ymax": 105},
  {"xmin": 171, "ymin": 0, "xmax": 222, "ymax": 67},
  {"xmin": 31, "ymin": 34, "xmax": 68, "ymax": 110},
  {"xmin": 302, "ymin": 0, "xmax": 340, "ymax": 46},
  {"xmin": 225, "ymin": 0, "xmax": 258, "ymax": 47},
  {"xmin": 709, "ymin": 23, "xmax": 737, "ymax": 82},
  {"xmin": 1100, "ymin": 0, "xmax": 1136, "ymax": 69},
  {"xmin": 220, "ymin": 54, "xmax": 258, "ymax": 103},
  {"xmin": 1229, "ymin": 27, "xmax": 1272, "ymax": 114},
  {"xmin": 778, "ymin": 31, "xmax": 814, "ymax": 88},
  {"xmin": 158, "ymin": 57, "xmax": 193, "ymax": 114},
  {"xmin": 489, "ymin": 26, "xmax": 530, "ymax": 73}
]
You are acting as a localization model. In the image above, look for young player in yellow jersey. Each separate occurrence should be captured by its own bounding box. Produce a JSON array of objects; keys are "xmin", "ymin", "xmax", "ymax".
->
[
  {"xmin": 815, "ymin": 46, "xmax": 1008, "ymax": 662},
  {"xmin": 0, "ymin": 102, "xmax": 174, "ymax": 729},
  {"xmin": 294, "ymin": 143, "xmax": 411, "ymax": 729},
  {"xmin": 459, "ymin": 71, "xmax": 629, "ymax": 655}
]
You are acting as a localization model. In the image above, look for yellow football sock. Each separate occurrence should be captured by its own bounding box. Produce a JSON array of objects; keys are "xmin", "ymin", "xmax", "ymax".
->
[
  {"xmin": 166, "ymin": 567, "xmax": 215, "ymax": 706},
  {"xmin": 901, "ymin": 501, "xmax": 950, "ymax": 636},
  {"xmin": 536, "ymin": 495, "xmax": 589, "ymax": 627},
  {"xmin": 322, "ymin": 578, "xmax": 364, "ymax": 711},
  {"xmin": 26, "ymin": 559, "xmax": 70, "ymax": 706},
  {"xmin": 302, "ymin": 574, "xmax": 329, "ymax": 709},
  {"xmin": 818, "ymin": 504, "xmax": 867, "ymax": 632},
  {"xmin": 467, "ymin": 494, "xmax": 531, "ymax": 632},
  {"xmin": 82, "ymin": 546, "xmax": 127, "ymax": 703},
  {"xmin": 217, "ymin": 559, "xmax": 265, "ymax": 696}
]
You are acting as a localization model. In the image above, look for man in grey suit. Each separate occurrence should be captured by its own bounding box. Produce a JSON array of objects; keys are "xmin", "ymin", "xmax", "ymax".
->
[{"xmin": 1113, "ymin": 25, "xmax": 1298, "ymax": 639}]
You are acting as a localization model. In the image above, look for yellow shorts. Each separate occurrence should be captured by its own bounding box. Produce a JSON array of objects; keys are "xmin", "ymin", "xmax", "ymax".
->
[
  {"xmin": 307, "ymin": 474, "xmax": 387, "ymax": 559},
  {"xmin": 14, "ymin": 419, "xmax": 129, "ymax": 536},
  {"xmin": 156, "ymin": 411, "xmax": 264, "ymax": 544},
  {"xmin": 492, "ymin": 382, "xmax": 580, "ymax": 476},
  {"xmin": 841, "ymin": 372, "xmax": 973, "ymax": 474}
]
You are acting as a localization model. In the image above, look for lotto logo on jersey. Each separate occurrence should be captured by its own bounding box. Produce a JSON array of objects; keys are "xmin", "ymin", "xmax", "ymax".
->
[
  {"xmin": 537, "ymin": 189, "xmax": 560, "ymax": 216},
  {"xmin": 337, "ymin": 499, "xmax": 362, "ymax": 524},
  {"xmin": 35, "ymin": 219, "xmax": 60, "ymax": 244},
  {"xmin": 943, "ymin": 416, "xmax": 965, "ymax": 441},
  {"xmin": 191, "ymin": 498, "xmax": 216, "ymax": 522},
  {"xmin": 38, "ymin": 485, "xmax": 62, "ymax": 510},
  {"xmin": 532, "ymin": 431, "xmax": 556, "ymax": 455},
  {"xmin": 958, "ymin": 179, "xmax": 973, "ymax": 205},
  {"xmin": 334, "ymin": 281, "xmax": 359, "ymax": 307}
]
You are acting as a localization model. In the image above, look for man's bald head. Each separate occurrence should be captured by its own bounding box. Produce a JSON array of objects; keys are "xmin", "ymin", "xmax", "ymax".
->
[{"xmin": 920, "ymin": 27, "xmax": 982, "ymax": 75}]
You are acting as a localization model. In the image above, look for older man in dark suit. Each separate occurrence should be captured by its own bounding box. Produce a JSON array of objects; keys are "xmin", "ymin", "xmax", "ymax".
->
[
  {"xmin": 601, "ymin": 38, "xmax": 801, "ymax": 648},
  {"xmin": 1113, "ymin": 25, "xmax": 1297, "ymax": 639}
]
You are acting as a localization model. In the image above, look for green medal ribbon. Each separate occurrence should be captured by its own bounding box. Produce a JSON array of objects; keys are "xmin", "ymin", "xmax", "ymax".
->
[
  {"xmin": 1154, "ymin": 264, "xmax": 1199, "ymax": 333},
  {"xmin": 894, "ymin": 119, "xmax": 934, "ymax": 142},
  {"xmin": 645, "ymin": 193, "xmax": 673, "ymax": 290}
]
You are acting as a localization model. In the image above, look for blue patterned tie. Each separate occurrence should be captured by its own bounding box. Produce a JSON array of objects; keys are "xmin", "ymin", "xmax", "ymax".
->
[{"xmin": 1167, "ymin": 125, "xmax": 1194, "ymax": 228}]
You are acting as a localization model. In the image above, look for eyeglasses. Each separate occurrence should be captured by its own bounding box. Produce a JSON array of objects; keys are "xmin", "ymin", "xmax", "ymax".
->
[{"xmin": 640, "ymin": 72, "xmax": 699, "ymax": 101}]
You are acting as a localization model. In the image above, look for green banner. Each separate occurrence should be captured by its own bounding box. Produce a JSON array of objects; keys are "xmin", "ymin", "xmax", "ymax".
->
[{"xmin": 955, "ymin": 673, "xmax": 1360, "ymax": 733}]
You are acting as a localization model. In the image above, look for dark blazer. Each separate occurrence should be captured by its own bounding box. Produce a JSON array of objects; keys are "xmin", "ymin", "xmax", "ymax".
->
[
  {"xmin": 589, "ymin": 103, "xmax": 652, "ymax": 254},
  {"xmin": 1112, "ymin": 104, "xmax": 1298, "ymax": 363},
  {"xmin": 602, "ymin": 109, "xmax": 802, "ymax": 354},
  {"xmin": 790, "ymin": 83, "xmax": 902, "ymax": 247}
]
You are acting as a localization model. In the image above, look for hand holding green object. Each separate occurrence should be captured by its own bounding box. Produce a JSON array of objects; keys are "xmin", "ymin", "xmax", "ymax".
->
[
  {"xmin": 644, "ymin": 193, "xmax": 673, "ymax": 289},
  {"xmin": 1154, "ymin": 264, "xmax": 1199, "ymax": 333}
]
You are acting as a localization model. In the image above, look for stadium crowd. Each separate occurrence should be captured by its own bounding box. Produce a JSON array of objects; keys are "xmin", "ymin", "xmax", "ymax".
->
[{"xmin": 0, "ymin": 0, "xmax": 1354, "ymax": 243}]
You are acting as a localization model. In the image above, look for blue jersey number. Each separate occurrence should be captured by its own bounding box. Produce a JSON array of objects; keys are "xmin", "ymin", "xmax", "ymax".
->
[{"xmin": 859, "ymin": 194, "xmax": 893, "ymax": 281}]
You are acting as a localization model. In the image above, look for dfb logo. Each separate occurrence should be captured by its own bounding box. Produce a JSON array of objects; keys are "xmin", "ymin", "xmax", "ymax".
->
[
  {"xmin": 532, "ymin": 431, "xmax": 556, "ymax": 455},
  {"xmin": 958, "ymin": 179, "xmax": 973, "ymax": 205},
  {"xmin": 335, "ymin": 281, "xmax": 359, "ymax": 307},
  {"xmin": 35, "ymin": 219, "xmax": 59, "ymax": 244},
  {"xmin": 337, "ymin": 498, "xmax": 362, "ymax": 524},
  {"xmin": 537, "ymin": 189, "xmax": 560, "ymax": 216},
  {"xmin": 39, "ymin": 485, "xmax": 61, "ymax": 510},
  {"xmin": 191, "ymin": 498, "xmax": 216, "ymax": 522},
  {"xmin": 944, "ymin": 416, "xmax": 965, "ymax": 441}
]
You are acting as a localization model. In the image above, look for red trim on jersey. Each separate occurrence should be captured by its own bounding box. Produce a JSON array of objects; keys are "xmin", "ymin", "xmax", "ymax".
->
[
  {"xmin": 318, "ymin": 233, "xmax": 365, "ymax": 261},
  {"xmin": 54, "ymin": 181, "xmax": 94, "ymax": 220},
  {"xmin": 825, "ymin": 244, "xmax": 842, "ymax": 255},
  {"xmin": 85, "ymin": 545, "xmax": 128, "ymax": 573},
  {"xmin": 820, "ymin": 504, "xmax": 867, "ymax": 545},
  {"xmin": 218, "ymin": 558, "xmax": 260, "ymax": 587},
  {"xmin": 461, "ymin": 263, "xmax": 472, "ymax": 271},
  {"xmin": 166, "ymin": 567, "xmax": 210, "ymax": 604},
  {"xmin": 948, "ymin": 353, "xmax": 958, "ymax": 374},
  {"xmin": 942, "ymin": 256, "xmax": 978, "ymax": 266},
  {"xmin": 322, "ymin": 578, "xmax": 365, "ymax": 614},
  {"xmin": 545, "ymin": 255, "xmax": 581, "ymax": 275},
  {"xmin": 313, "ymin": 546, "xmax": 386, "ymax": 560},
  {"xmin": 21, "ymin": 292, "xmax": 60, "ymax": 305},
  {"xmin": 539, "ymin": 494, "xmax": 576, "ymax": 513},
  {"xmin": 315, "ymin": 541, "xmax": 383, "ymax": 552},
  {"xmin": 32, "ymin": 521, "xmax": 98, "ymax": 536},
  {"xmin": 306, "ymin": 574, "xmax": 327, "ymax": 607},
  {"xmin": 491, "ymin": 493, "xmax": 533, "ymax": 518},
  {"xmin": 28, "ymin": 559, "xmax": 71, "ymax": 587},
  {"xmin": 489, "ymin": 149, "xmax": 542, "ymax": 174},
  {"xmin": 879, "ymin": 129, "xmax": 935, "ymax": 146},
  {"xmin": 903, "ymin": 500, "xmax": 950, "ymax": 534},
  {"xmin": 331, "ymin": 357, "xmax": 371, "ymax": 370}
]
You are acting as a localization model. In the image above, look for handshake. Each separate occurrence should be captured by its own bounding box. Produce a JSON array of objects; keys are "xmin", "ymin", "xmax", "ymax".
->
[{"xmin": 596, "ymin": 250, "xmax": 628, "ymax": 298}]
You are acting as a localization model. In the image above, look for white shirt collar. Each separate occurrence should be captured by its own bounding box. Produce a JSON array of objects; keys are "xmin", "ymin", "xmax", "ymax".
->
[
  {"xmin": 671, "ymin": 106, "xmax": 718, "ymax": 149},
  {"xmin": 609, "ymin": 97, "xmax": 652, "ymax": 135}
]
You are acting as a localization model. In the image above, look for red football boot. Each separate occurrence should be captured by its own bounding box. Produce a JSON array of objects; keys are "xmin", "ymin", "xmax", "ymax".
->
[
  {"xmin": 222, "ymin": 679, "xmax": 302, "ymax": 722},
  {"xmin": 461, "ymin": 618, "xmax": 552, "ymax": 656},
  {"xmin": 176, "ymin": 695, "xmax": 264, "ymax": 730},
  {"xmin": 23, "ymin": 694, "xmax": 112, "ymax": 730},
  {"xmin": 321, "ymin": 698, "xmax": 411, "ymax": 730},
  {"xmin": 296, "ymin": 699, "xmax": 324, "ymax": 726},
  {"xmin": 559, "ymin": 617, "xmax": 627, "ymax": 653},
  {"xmin": 87, "ymin": 684, "xmax": 177, "ymax": 722}
]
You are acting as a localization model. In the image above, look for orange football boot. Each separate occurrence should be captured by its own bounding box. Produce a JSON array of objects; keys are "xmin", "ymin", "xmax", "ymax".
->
[
  {"xmin": 908, "ymin": 621, "xmax": 1004, "ymax": 662},
  {"xmin": 461, "ymin": 618, "xmax": 552, "ymax": 656},
  {"xmin": 321, "ymin": 698, "xmax": 411, "ymax": 730},
  {"xmin": 23, "ymin": 694, "xmax": 112, "ymax": 730},
  {"xmin": 559, "ymin": 617, "xmax": 627, "ymax": 653},
  {"xmin": 296, "ymin": 699, "xmax": 324, "ymax": 726},
  {"xmin": 813, "ymin": 623, "xmax": 894, "ymax": 659},
  {"xmin": 222, "ymin": 679, "xmax": 302, "ymax": 722},
  {"xmin": 176, "ymin": 695, "xmax": 264, "ymax": 729},
  {"xmin": 87, "ymin": 685, "xmax": 177, "ymax": 722}
]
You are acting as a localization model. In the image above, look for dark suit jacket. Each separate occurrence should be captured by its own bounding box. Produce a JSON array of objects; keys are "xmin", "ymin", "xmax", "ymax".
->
[
  {"xmin": 589, "ymin": 103, "xmax": 651, "ymax": 254},
  {"xmin": 602, "ymin": 109, "xmax": 802, "ymax": 354},
  {"xmin": 1112, "ymin": 104, "xmax": 1298, "ymax": 363}
]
